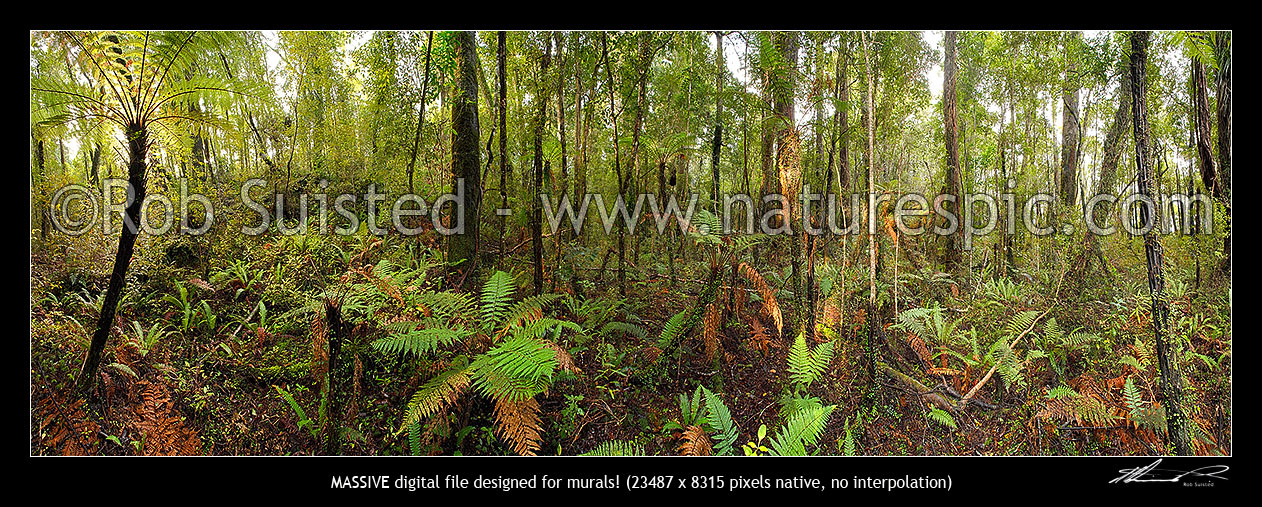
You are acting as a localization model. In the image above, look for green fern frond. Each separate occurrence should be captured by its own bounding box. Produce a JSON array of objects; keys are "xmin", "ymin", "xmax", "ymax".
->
[
  {"xmin": 768, "ymin": 404, "xmax": 835, "ymax": 456},
  {"xmin": 1046, "ymin": 385, "xmax": 1080, "ymax": 399},
  {"xmin": 470, "ymin": 337, "xmax": 558, "ymax": 403},
  {"xmin": 399, "ymin": 361, "xmax": 472, "ymax": 433},
  {"xmin": 927, "ymin": 407, "xmax": 957, "ymax": 430},
  {"xmin": 480, "ymin": 271, "xmax": 517, "ymax": 331},
  {"xmin": 700, "ymin": 387, "xmax": 739, "ymax": 456},
  {"xmin": 371, "ymin": 326, "xmax": 471, "ymax": 357},
  {"xmin": 600, "ymin": 321, "xmax": 649, "ymax": 340},
  {"xmin": 657, "ymin": 310, "xmax": 690, "ymax": 348},
  {"xmin": 581, "ymin": 440, "xmax": 645, "ymax": 456},
  {"xmin": 787, "ymin": 332, "xmax": 833, "ymax": 389},
  {"xmin": 1004, "ymin": 310, "xmax": 1041, "ymax": 339}
]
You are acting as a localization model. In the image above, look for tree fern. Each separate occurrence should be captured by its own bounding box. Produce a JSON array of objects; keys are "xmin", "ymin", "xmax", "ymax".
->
[{"xmin": 469, "ymin": 337, "xmax": 558, "ymax": 403}]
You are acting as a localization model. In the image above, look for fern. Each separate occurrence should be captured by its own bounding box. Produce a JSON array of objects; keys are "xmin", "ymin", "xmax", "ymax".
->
[
  {"xmin": 768, "ymin": 403, "xmax": 835, "ymax": 456},
  {"xmin": 469, "ymin": 337, "xmax": 558, "ymax": 403},
  {"xmin": 657, "ymin": 310, "xmax": 690, "ymax": 348},
  {"xmin": 399, "ymin": 360, "xmax": 471, "ymax": 432},
  {"xmin": 600, "ymin": 321, "xmax": 648, "ymax": 340},
  {"xmin": 371, "ymin": 326, "xmax": 470, "ymax": 357},
  {"xmin": 700, "ymin": 387, "xmax": 739, "ymax": 456},
  {"xmin": 581, "ymin": 440, "xmax": 644, "ymax": 456},
  {"xmin": 927, "ymin": 407, "xmax": 957, "ymax": 430},
  {"xmin": 787, "ymin": 332, "xmax": 833, "ymax": 390},
  {"xmin": 1045, "ymin": 385, "xmax": 1080, "ymax": 400},
  {"xmin": 480, "ymin": 271, "xmax": 517, "ymax": 331}
]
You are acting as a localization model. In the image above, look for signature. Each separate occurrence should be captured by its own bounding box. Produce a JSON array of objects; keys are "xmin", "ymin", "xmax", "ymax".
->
[{"xmin": 1110, "ymin": 459, "xmax": 1229, "ymax": 484}]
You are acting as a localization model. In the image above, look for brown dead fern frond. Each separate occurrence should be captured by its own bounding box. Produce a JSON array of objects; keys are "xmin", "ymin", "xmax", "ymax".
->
[{"xmin": 493, "ymin": 396, "xmax": 543, "ymax": 456}]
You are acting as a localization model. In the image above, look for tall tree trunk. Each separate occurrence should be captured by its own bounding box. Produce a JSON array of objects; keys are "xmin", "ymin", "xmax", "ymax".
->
[
  {"xmin": 1214, "ymin": 31, "xmax": 1231, "ymax": 274},
  {"xmin": 941, "ymin": 31, "xmax": 963, "ymax": 272},
  {"xmin": 772, "ymin": 31, "xmax": 802, "ymax": 337},
  {"xmin": 497, "ymin": 31, "xmax": 509, "ymax": 251},
  {"xmin": 623, "ymin": 33, "xmax": 653, "ymax": 298},
  {"xmin": 79, "ymin": 126, "xmax": 148, "ymax": 392},
  {"xmin": 600, "ymin": 34, "xmax": 623, "ymax": 290},
  {"xmin": 1059, "ymin": 32, "xmax": 1081, "ymax": 207},
  {"xmin": 711, "ymin": 31, "xmax": 725, "ymax": 212},
  {"xmin": 447, "ymin": 31, "xmax": 482, "ymax": 290},
  {"xmin": 1192, "ymin": 51, "xmax": 1219, "ymax": 200},
  {"xmin": 532, "ymin": 35, "xmax": 553, "ymax": 296},
  {"xmin": 758, "ymin": 33, "xmax": 778, "ymax": 224},
  {"xmin": 1131, "ymin": 31, "xmax": 1193, "ymax": 456},
  {"xmin": 862, "ymin": 31, "xmax": 878, "ymax": 403},
  {"xmin": 407, "ymin": 31, "xmax": 435, "ymax": 196},
  {"xmin": 836, "ymin": 35, "xmax": 850, "ymax": 194},
  {"xmin": 552, "ymin": 32, "xmax": 569, "ymax": 292}
]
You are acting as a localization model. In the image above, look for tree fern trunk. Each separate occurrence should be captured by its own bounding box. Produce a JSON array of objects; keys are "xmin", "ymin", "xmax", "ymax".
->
[
  {"xmin": 79, "ymin": 126, "xmax": 148, "ymax": 393},
  {"xmin": 1130, "ymin": 31, "xmax": 1193, "ymax": 456}
]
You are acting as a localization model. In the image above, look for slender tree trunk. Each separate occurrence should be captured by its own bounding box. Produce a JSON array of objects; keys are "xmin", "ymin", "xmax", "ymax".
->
[
  {"xmin": 407, "ymin": 31, "xmax": 435, "ymax": 196},
  {"xmin": 836, "ymin": 36, "xmax": 850, "ymax": 195},
  {"xmin": 941, "ymin": 31, "xmax": 963, "ymax": 272},
  {"xmin": 1131, "ymin": 31, "xmax": 1193, "ymax": 456},
  {"xmin": 623, "ymin": 33, "xmax": 653, "ymax": 298},
  {"xmin": 553, "ymin": 32, "xmax": 568, "ymax": 292},
  {"xmin": 497, "ymin": 31, "xmax": 509, "ymax": 251},
  {"xmin": 862, "ymin": 31, "xmax": 878, "ymax": 403},
  {"xmin": 447, "ymin": 31, "xmax": 482, "ymax": 289},
  {"xmin": 601, "ymin": 34, "xmax": 623, "ymax": 295},
  {"xmin": 79, "ymin": 126, "xmax": 148, "ymax": 392},
  {"xmin": 1213, "ymin": 31, "xmax": 1231, "ymax": 274},
  {"xmin": 711, "ymin": 31, "xmax": 725, "ymax": 212},
  {"xmin": 532, "ymin": 36, "xmax": 553, "ymax": 296},
  {"xmin": 1059, "ymin": 32, "xmax": 1081, "ymax": 207}
]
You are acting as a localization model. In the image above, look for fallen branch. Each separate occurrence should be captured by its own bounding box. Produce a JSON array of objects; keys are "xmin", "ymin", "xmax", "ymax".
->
[
  {"xmin": 877, "ymin": 361, "xmax": 959, "ymax": 413},
  {"xmin": 959, "ymin": 307, "xmax": 1052, "ymax": 406}
]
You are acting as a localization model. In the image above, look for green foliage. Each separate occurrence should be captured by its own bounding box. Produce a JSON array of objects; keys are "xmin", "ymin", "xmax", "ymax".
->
[
  {"xmin": 274, "ymin": 385, "xmax": 318, "ymax": 438},
  {"xmin": 581, "ymin": 440, "xmax": 645, "ymax": 456},
  {"xmin": 787, "ymin": 332, "xmax": 833, "ymax": 390},
  {"xmin": 927, "ymin": 407, "xmax": 957, "ymax": 430},
  {"xmin": 768, "ymin": 403, "xmax": 835, "ymax": 456},
  {"xmin": 893, "ymin": 304, "xmax": 961, "ymax": 344},
  {"xmin": 665, "ymin": 385, "xmax": 739, "ymax": 456}
]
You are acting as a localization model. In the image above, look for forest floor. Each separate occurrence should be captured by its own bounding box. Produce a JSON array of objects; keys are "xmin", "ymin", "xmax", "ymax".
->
[{"xmin": 30, "ymin": 229, "xmax": 1232, "ymax": 457}]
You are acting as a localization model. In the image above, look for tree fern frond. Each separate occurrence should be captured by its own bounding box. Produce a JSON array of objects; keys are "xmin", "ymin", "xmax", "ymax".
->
[
  {"xmin": 470, "ymin": 337, "xmax": 558, "ymax": 403},
  {"xmin": 371, "ymin": 326, "xmax": 470, "ymax": 357},
  {"xmin": 493, "ymin": 396, "xmax": 543, "ymax": 456},
  {"xmin": 399, "ymin": 361, "xmax": 471, "ymax": 433},
  {"xmin": 480, "ymin": 271, "xmax": 517, "ymax": 331}
]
